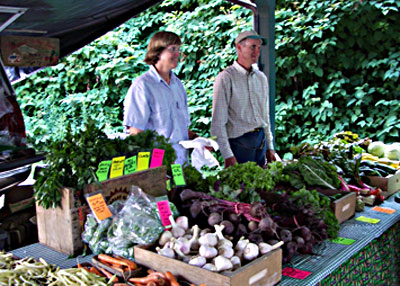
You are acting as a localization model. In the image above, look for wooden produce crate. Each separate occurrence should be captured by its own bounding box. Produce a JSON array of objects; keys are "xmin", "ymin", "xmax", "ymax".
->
[
  {"xmin": 366, "ymin": 171, "xmax": 400, "ymax": 197},
  {"xmin": 134, "ymin": 246, "xmax": 282, "ymax": 286},
  {"xmin": 318, "ymin": 189, "xmax": 356, "ymax": 224},
  {"xmin": 36, "ymin": 166, "xmax": 167, "ymax": 255},
  {"xmin": 36, "ymin": 187, "xmax": 87, "ymax": 255},
  {"xmin": 332, "ymin": 192, "xmax": 356, "ymax": 224}
]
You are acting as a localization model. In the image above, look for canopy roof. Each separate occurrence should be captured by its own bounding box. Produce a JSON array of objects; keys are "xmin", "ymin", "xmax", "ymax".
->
[{"xmin": 0, "ymin": 0, "xmax": 162, "ymax": 58}]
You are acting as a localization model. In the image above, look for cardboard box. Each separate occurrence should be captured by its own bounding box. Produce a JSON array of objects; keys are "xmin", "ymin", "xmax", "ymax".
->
[
  {"xmin": 366, "ymin": 171, "xmax": 400, "ymax": 197},
  {"xmin": 36, "ymin": 166, "xmax": 167, "ymax": 255},
  {"xmin": 8, "ymin": 196, "xmax": 34, "ymax": 213},
  {"xmin": 134, "ymin": 246, "xmax": 282, "ymax": 286}
]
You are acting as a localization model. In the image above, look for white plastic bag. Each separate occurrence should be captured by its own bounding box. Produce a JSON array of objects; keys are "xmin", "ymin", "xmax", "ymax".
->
[{"xmin": 179, "ymin": 137, "xmax": 220, "ymax": 171}]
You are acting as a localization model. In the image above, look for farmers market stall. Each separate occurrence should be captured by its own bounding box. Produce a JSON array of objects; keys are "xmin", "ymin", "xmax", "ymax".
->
[
  {"xmin": 4, "ymin": 130, "xmax": 400, "ymax": 285},
  {"xmin": 9, "ymin": 195, "xmax": 400, "ymax": 285}
]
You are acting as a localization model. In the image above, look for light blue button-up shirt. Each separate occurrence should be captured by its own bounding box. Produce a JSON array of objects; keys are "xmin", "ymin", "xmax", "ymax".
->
[{"xmin": 123, "ymin": 65, "xmax": 190, "ymax": 165}]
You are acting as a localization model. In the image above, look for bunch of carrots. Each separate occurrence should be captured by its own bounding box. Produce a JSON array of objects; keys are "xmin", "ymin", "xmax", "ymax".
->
[
  {"xmin": 79, "ymin": 254, "xmax": 207, "ymax": 286},
  {"xmin": 127, "ymin": 269, "xmax": 206, "ymax": 286},
  {"xmin": 79, "ymin": 254, "xmax": 138, "ymax": 283}
]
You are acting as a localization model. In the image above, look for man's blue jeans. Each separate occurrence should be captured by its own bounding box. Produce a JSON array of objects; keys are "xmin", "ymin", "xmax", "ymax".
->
[{"xmin": 229, "ymin": 129, "xmax": 267, "ymax": 167}]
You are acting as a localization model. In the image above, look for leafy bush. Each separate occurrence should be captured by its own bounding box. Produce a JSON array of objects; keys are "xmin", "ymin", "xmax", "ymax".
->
[{"xmin": 14, "ymin": 0, "xmax": 400, "ymax": 157}]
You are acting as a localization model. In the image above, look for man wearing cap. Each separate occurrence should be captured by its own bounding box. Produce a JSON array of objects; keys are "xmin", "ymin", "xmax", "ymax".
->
[{"xmin": 211, "ymin": 30, "xmax": 276, "ymax": 168}]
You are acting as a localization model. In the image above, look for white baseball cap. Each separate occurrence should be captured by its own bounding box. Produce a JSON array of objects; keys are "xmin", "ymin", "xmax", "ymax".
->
[{"xmin": 235, "ymin": 30, "xmax": 267, "ymax": 45}]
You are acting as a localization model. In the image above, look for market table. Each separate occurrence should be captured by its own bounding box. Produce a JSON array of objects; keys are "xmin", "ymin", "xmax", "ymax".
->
[
  {"xmin": 280, "ymin": 195, "xmax": 400, "ymax": 286},
  {"xmin": 11, "ymin": 196, "xmax": 400, "ymax": 285}
]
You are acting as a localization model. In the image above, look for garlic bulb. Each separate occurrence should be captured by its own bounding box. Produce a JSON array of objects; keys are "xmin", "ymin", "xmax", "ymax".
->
[
  {"xmin": 243, "ymin": 243, "xmax": 259, "ymax": 261},
  {"xmin": 214, "ymin": 255, "xmax": 233, "ymax": 272},
  {"xmin": 199, "ymin": 245, "xmax": 218, "ymax": 259},
  {"xmin": 189, "ymin": 255, "xmax": 207, "ymax": 267}
]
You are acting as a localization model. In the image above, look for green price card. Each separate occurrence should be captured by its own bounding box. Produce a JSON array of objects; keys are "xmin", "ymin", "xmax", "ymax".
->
[
  {"xmin": 124, "ymin": 155, "xmax": 137, "ymax": 175},
  {"xmin": 330, "ymin": 237, "xmax": 356, "ymax": 245},
  {"xmin": 96, "ymin": 160, "xmax": 112, "ymax": 182},
  {"xmin": 171, "ymin": 164, "xmax": 186, "ymax": 186},
  {"xmin": 356, "ymin": 216, "xmax": 380, "ymax": 224},
  {"xmin": 166, "ymin": 179, "xmax": 171, "ymax": 191}
]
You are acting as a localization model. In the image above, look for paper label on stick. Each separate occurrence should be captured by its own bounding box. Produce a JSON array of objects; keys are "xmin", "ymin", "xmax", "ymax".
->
[
  {"xmin": 171, "ymin": 164, "xmax": 186, "ymax": 186},
  {"xmin": 156, "ymin": 196, "xmax": 172, "ymax": 228},
  {"xmin": 109, "ymin": 156, "xmax": 125, "ymax": 179},
  {"xmin": 372, "ymin": 206, "xmax": 395, "ymax": 214},
  {"xmin": 124, "ymin": 155, "xmax": 137, "ymax": 175},
  {"xmin": 86, "ymin": 193, "xmax": 112, "ymax": 222},
  {"xmin": 137, "ymin": 152, "xmax": 150, "ymax": 171},
  {"xmin": 150, "ymin": 149, "xmax": 164, "ymax": 168},
  {"xmin": 356, "ymin": 216, "xmax": 380, "ymax": 224},
  {"xmin": 282, "ymin": 267, "xmax": 311, "ymax": 279},
  {"xmin": 96, "ymin": 160, "xmax": 112, "ymax": 182},
  {"xmin": 330, "ymin": 237, "xmax": 356, "ymax": 245}
]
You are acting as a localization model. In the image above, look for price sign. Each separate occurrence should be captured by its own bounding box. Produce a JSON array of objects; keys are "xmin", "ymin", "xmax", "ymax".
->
[
  {"xmin": 171, "ymin": 164, "xmax": 186, "ymax": 186},
  {"xmin": 137, "ymin": 152, "xmax": 150, "ymax": 171},
  {"xmin": 282, "ymin": 267, "xmax": 311, "ymax": 279},
  {"xmin": 124, "ymin": 155, "xmax": 137, "ymax": 175},
  {"xmin": 96, "ymin": 160, "xmax": 112, "ymax": 182},
  {"xmin": 86, "ymin": 192, "xmax": 112, "ymax": 222},
  {"xmin": 372, "ymin": 206, "xmax": 395, "ymax": 214},
  {"xmin": 156, "ymin": 196, "xmax": 172, "ymax": 228},
  {"xmin": 330, "ymin": 237, "xmax": 356, "ymax": 245},
  {"xmin": 109, "ymin": 156, "xmax": 125, "ymax": 179},
  {"xmin": 356, "ymin": 216, "xmax": 380, "ymax": 224},
  {"xmin": 150, "ymin": 149, "xmax": 165, "ymax": 168}
]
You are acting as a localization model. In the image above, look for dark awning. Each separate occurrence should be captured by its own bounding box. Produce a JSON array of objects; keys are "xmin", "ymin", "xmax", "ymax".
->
[{"xmin": 0, "ymin": 0, "xmax": 163, "ymax": 58}]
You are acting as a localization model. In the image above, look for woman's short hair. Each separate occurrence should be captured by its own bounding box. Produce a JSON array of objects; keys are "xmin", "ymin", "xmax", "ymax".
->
[{"xmin": 144, "ymin": 31, "xmax": 181, "ymax": 65}]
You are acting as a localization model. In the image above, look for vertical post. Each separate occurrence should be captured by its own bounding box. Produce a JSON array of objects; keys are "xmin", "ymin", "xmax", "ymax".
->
[{"xmin": 254, "ymin": 0, "xmax": 276, "ymax": 146}]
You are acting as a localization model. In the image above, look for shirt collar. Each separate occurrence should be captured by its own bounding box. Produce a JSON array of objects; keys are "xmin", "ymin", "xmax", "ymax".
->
[
  {"xmin": 149, "ymin": 65, "xmax": 176, "ymax": 84},
  {"xmin": 233, "ymin": 61, "xmax": 255, "ymax": 76}
]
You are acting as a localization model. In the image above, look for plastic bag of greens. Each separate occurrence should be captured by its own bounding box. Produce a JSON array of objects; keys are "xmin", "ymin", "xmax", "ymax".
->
[
  {"xmin": 108, "ymin": 186, "xmax": 164, "ymax": 247},
  {"xmin": 82, "ymin": 199, "xmax": 124, "ymax": 247}
]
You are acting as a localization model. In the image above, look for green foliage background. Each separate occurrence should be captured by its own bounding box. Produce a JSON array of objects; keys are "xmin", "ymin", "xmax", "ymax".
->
[{"xmin": 14, "ymin": 0, "xmax": 400, "ymax": 156}]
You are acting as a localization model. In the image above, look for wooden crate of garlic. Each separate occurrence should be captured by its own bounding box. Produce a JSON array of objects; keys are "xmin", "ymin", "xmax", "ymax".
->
[{"xmin": 134, "ymin": 215, "xmax": 283, "ymax": 286}]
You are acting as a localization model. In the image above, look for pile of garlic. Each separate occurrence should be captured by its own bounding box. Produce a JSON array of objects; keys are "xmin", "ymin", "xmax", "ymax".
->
[{"xmin": 155, "ymin": 216, "xmax": 283, "ymax": 273}]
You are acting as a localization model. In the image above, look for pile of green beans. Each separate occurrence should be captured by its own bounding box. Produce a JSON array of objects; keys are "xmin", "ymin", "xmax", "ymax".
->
[{"xmin": 0, "ymin": 251, "xmax": 112, "ymax": 285}]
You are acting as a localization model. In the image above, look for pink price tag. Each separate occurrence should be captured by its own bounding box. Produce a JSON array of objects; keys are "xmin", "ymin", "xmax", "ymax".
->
[
  {"xmin": 150, "ymin": 149, "xmax": 165, "ymax": 168},
  {"xmin": 282, "ymin": 267, "xmax": 311, "ymax": 279},
  {"xmin": 156, "ymin": 200, "xmax": 172, "ymax": 228}
]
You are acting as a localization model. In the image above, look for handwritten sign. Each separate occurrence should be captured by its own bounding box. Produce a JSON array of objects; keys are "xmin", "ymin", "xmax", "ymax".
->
[
  {"xmin": 137, "ymin": 152, "xmax": 150, "ymax": 171},
  {"xmin": 156, "ymin": 196, "xmax": 172, "ymax": 228},
  {"xmin": 282, "ymin": 267, "xmax": 311, "ymax": 279},
  {"xmin": 96, "ymin": 160, "xmax": 112, "ymax": 182},
  {"xmin": 372, "ymin": 206, "xmax": 395, "ymax": 214},
  {"xmin": 356, "ymin": 216, "xmax": 380, "ymax": 224},
  {"xmin": 124, "ymin": 155, "xmax": 137, "ymax": 175},
  {"xmin": 171, "ymin": 164, "xmax": 186, "ymax": 186},
  {"xmin": 86, "ymin": 193, "xmax": 112, "ymax": 222},
  {"xmin": 330, "ymin": 237, "xmax": 356, "ymax": 245},
  {"xmin": 150, "ymin": 149, "xmax": 165, "ymax": 168},
  {"xmin": 110, "ymin": 156, "xmax": 125, "ymax": 179}
]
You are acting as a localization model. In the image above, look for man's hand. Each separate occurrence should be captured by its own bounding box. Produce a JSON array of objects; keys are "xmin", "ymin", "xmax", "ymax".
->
[
  {"xmin": 224, "ymin": 156, "xmax": 237, "ymax": 168},
  {"xmin": 265, "ymin": 150, "xmax": 276, "ymax": 164}
]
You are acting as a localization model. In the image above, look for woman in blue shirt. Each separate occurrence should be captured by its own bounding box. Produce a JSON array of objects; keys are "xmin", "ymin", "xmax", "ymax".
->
[{"xmin": 123, "ymin": 31, "xmax": 197, "ymax": 165}]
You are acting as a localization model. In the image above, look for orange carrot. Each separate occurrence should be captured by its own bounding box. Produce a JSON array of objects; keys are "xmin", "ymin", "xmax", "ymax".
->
[
  {"xmin": 97, "ymin": 266, "xmax": 119, "ymax": 283},
  {"xmin": 113, "ymin": 255, "xmax": 138, "ymax": 270},
  {"xmin": 88, "ymin": 266, "xmax": 103, "ymax": 276},
  {"xmin": 128, "ymin": 275, "xmax": 159, "ymax": 284},
  {"xmin": 97, "ymin": 254, "xmax": 131, "ymax": 269},
  {"xmin": 165, "ymin": 271, "xmax": 180, "ymax": 286}
]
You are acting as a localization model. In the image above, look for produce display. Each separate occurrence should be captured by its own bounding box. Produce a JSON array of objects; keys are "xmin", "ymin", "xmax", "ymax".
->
[
  {"xmin": 154, "ymin": 215, "xmax": 283, "ymax": 272},
  {"xmin": 34, "ymin": 120, "xmax": 176, "ymax": 208},
  {"xmin": 0, "ymin": 251, "xmax": 112, "ymax": 285},
  {"xmin": 82, "ymin": 187, "xmax": 179, "ymax": 260}
]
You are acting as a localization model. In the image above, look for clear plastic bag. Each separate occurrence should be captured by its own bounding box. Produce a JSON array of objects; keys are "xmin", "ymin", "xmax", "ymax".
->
[{"xmin": 107, "ymin": 186, "xmax": 164, "ymax": 247}]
